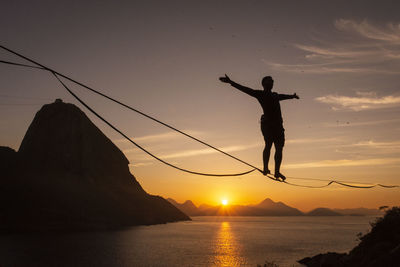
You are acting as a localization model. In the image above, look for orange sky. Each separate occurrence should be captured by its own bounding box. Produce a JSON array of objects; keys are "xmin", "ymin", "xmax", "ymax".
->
[{"xmin": 1, "ymin": 1, "xmax": 399, "ymax": 211}]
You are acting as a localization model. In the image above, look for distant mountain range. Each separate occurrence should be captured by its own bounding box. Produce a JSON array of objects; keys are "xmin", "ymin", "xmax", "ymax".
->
[{"xmin": 167, "ymin": 198, "xmax": 383, "ymax": 217}]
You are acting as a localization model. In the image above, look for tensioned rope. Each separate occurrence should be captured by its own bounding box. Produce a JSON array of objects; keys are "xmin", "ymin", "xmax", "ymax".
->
[
  {"xmin": 0, "ymin": 46, "xmax": 258, "ymax": 177},
  {"xmin": 1, "ymin": 45, "xmax": 399, "ymax": 188},
  {"xmin": 52, "ymin": 73, "xmax": 255, "ymax": 177},
  {"xmin": 267, "ymin": 175, "xmax": 398, "ymax": 189},
  {"xmin": 0, "ymin": 59, "xmax": 44, "ymax": 70},
  {"xmin": 286, "ymin": 176, "xmax": 398, "ymax": 187},
  {"xmin": 0, "ymin": 46, "xmax": 260, "ymax": 173}
]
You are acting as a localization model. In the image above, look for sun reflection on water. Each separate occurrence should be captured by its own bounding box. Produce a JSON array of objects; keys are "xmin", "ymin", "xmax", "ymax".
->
[{"xmin": 212, "ymin": 221, "xmax": 246, "ymax": 266}]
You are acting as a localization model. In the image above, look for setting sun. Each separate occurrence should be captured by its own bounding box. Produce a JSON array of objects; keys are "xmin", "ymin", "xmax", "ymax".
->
[{"xmin": 221, "ymin": 199, "xmax": 228, "ymax": 206}]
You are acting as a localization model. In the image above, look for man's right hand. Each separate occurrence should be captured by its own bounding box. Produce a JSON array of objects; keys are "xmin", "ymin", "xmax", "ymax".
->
[{"xmin": 219, "ymin": 74, "xmax": 231, "ymax": 84}]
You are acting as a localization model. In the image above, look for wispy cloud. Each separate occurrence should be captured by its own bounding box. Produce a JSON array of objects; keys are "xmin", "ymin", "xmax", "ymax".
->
[
  {"xmin": 159, "ymin": 143, "xmax": 260, "ymax": 160},
  {"xmin": 334, "ymin": 19, "xmax": 400, "ymax": 44},
  {"xmin": 286, "ymin": 137, "xmax": 342, "ymax": 144},
  {"xmin": 124, "ymin": 144, "xmax": 262, "ymax": 168},
  {"xmin": 267, "ymin": 62, "xmax": 400, "ymax": 75},
  {"xmin": 339, "ymin": 140, "xmax": 400, "ymax": 155},
  {"xmin": 123, "ymin": 142, "xmax": 261, "ymax": 164},
  {"xmin": 332, "ymin": 139, "xmax": 400, "ymax": 157},
  {"xmin": 114, "ymin": 130, "xmax": 204, "ymax": 144},
  {"xmin": 129, "ymin": 162, "xmax": 154, "ymax": 167},
  {"xmin": 267, "ymin": 19, "xmax": 400, "ymax": 74},
  {"xmin": 323, "ymin": 118, "xmax": 400, "ymax": 127},
  {"xmin": 348, "ymin": 140, "xmax": 400, "ymax": 149},
  {"xmin": 316, "ymin": 91, "xmax": 400, "ymax": 111},
  {"xmin": 286, "ymin": 157, "xmax": 400, "ymax": 169}
]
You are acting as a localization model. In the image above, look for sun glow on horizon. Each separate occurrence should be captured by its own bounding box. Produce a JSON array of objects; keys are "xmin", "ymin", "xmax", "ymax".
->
[{"xmin": 221, "ymin": 199, "xmax": 228, "ymax": 206}]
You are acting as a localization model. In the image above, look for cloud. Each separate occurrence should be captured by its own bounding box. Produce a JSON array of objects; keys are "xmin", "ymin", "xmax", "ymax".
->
[
  {"xmin": 123, "ymin": 141, "xmax": 261, "ymax": 163},
  {"xmin": 267, "ymin": 19, "xmax": 400, "ymax": 74},
  {"xmin": 295, "ymin": 44, "xmax": 374, "ymax": 59},
  {"xmin": 114, "ymin": 130, "xmax": 204, "ymax": 144},
  {"xmin": 286, "ymin": 137, "xmax": 341, "ymax": 144},
  {"xmin": 316, "ymin": 92, "xmax": 400, "ymax": 111},
  {"xmin": 349, "ymin": 140, "xmax": 400, "ymax": 149},
  {"xmin": 334, "ymin": 19, "xmax": 400, "ymax": 43},
  {"xmin": 266, "ymin": 62, "xmax": 396, "ymax": 74},
  {"xmin": 332, "ymin": 139, "xmax": 400, "ymax": 157},
  {"xmin": 129, "ymin": 162, "xmax": 154, "ymax": 167},
  {"xmin": 266, "ymin": 62, "xmax": 400, "ymax": 75},
  {"xmin": 159, "ymin": 143, "xmax": 261, "ymax": 160},
  {"xmin": 285, "ymin": 157, "xmax": 400, "ymax": 169},
  {"xmin": 340, "ymin": 140, "xmax": 400, "ymax": 155},
  {"xmin": 323, "ymin": 118, "xmax": 400, "ymax": 127}
]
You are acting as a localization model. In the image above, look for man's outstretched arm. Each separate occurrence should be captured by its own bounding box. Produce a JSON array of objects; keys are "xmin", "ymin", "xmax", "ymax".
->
[
  {"xmin": 219, "ymin": 74, "xmax": 258, "ymax": 98},
  {"xmin": 278, "ymin": 93, "xmax": 300, "ymax": 101}
]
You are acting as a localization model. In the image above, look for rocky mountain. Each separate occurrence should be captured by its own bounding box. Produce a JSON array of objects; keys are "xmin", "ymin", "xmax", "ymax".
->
[
  {"xmin": 333, "ymin": 208, "xmax": 383, "ymax": 216},
  {"xmin": 168, "ymin": 197, "xmax": 303, "ymax": 216},
  {"xmin": 167, "ymin": 199, "xmax": 200, "ymax": 216},
  {"xmin": 253, "ymin": 198, "xmax": 304, "ymax": 216},
  {"xmin": 306, "ymin": 208, "xmax": 342, "ymax": 216},
  {"xmin": 0, "ymin": 99, "xmax": 190, "ymax": 232},
  {"xmin": 168, "ymin": 197, "xmax": 381, "ymax": 217}
]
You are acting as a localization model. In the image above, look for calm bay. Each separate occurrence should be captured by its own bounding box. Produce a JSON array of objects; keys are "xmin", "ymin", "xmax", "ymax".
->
[{"xmin": 0, "ymin": 216, "xmax": 374, "ymax": 266}]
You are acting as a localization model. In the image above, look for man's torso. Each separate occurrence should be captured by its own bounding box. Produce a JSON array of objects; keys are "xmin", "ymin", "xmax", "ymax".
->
[{"xmin": 254, "ymin": 91, "xmax": 283, "ymax": 126}]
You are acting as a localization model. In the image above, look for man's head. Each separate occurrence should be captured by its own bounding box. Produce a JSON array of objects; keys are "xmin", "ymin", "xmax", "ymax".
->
[{"xmin": 262, "ymin": 76, "xmax": 274, "ymax": 91}]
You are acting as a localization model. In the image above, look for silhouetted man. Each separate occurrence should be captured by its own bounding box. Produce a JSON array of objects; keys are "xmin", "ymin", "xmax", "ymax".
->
[{"xmin": 219, "ymin": 74, "xmax": 299, "ymax": 180}]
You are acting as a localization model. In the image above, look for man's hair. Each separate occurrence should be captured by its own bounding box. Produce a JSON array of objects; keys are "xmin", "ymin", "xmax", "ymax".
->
[{"xmin": 262, "ymin": 76, "xmax": 273, "ymax": 87}]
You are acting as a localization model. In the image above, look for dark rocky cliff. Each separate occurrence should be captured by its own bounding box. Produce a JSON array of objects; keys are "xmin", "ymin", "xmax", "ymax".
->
[
  {"xmin": 299, "ymin": 207, "xmax": 400, "ymax": 267},
  {"xmin": 0, "ymin": 100, "xmax": 190, "ymax": 232}
]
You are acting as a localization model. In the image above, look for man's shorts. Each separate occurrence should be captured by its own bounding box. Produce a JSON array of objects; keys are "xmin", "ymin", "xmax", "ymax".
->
[{"xmin": 260, "ymin": 118, "xmax": 285, "ymax": 148}]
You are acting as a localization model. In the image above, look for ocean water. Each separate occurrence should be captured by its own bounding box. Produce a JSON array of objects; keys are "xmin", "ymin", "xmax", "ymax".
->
[{"xmin": 0, "ymin": 216, "xmax": 374, "ymax": 267}]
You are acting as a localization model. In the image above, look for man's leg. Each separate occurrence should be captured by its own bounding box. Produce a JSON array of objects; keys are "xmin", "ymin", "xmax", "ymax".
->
[
  {"xmin": 274, "ymin": 129, "xmax": 286, "ymax": 180},
  {"xmin": 274, "ymin": 144, "xmax": 283, "ymax": 175},
  {"xmin": 263, "ymin": 140, "xmax": 273, "ymax": 175}
]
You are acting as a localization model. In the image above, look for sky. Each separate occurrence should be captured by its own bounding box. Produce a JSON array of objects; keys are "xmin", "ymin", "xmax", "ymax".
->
[{"xmin": 1, "ymin": 0, "xmax": 399, "ymax": 211}]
